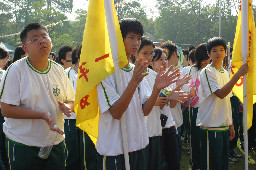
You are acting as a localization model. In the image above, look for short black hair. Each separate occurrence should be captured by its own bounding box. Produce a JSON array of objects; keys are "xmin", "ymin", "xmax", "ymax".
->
[
  {"xmin": 72, "ymin": 46, "xmax": 81, "ymax": 64},
  {"xmin": 207, "ymin": 37, "xmax": 227, "ymax": 53},
  {"xmin": 160, "ymin": 42, "xmax": 177, "ymax": 60},
  {"xmin": 58, "ymin": 46, "xmax": 73, "ymax": 65},
  {"xmin": 20, "ymin": 23, "xmax": 48, "ymax": 44},
  {"xmin": 0, "ymin": 47, "xmax": 9, "ymax": 59},
  {"xmin": 49, "ymin": 52, "xmax": 57, "ymax": 61},
  {"xmin": 188, "ymin": 45, "xmax": 195, "ymax": 52},
  {"xmin": 119, "ymin": 18, "xmax": 144, "ymax": 39},
  {"xmin": 13, "ymin": 46, "xmax": 26, "ymax": 62},
  {"xmin": 149, "ymin": 47, "xmax": 164, "ymax": 69},
  {"xmin": 182, "ymin": 49, "xmax": 189, "ymax": 56},
  {"xmin": 195, "ymin": 43, "xmax": 209, "ymax": 70},
  {"xmin": 188, "ymin": 49, "xmax": 196, "ymax": 64},
  {"xmin": 152, "ymin": 47, "xmax": 164, "ymax": 62},
  {"xmin": 138, "ymin": 37, "xmax": 155, "ymax": 52}
]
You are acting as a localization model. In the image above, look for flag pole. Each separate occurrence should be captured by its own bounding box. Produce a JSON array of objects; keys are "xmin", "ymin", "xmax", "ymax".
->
[
  {"xmin": 241, "ymin": 0, "xmax": 248, "ymax": 169},
  {"xmin": 104, "ymin": 0, "xmax": 130, "ymax": 169}
]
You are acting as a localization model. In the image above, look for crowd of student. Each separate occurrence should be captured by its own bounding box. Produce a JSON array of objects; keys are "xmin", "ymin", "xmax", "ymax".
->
[{"xmin": 0, "ymin": 18, "xmax": 255, "ymax": 170}]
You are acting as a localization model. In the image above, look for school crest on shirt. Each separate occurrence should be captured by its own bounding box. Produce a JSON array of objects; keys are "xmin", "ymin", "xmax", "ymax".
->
[{"xmin": 53, "ymin": 84, "xmax": 60, "ymax": 96}]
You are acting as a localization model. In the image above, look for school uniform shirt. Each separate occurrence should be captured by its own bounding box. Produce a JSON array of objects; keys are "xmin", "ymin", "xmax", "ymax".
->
[
  {"xmin": 196, "ymin": 65, "xmax": 232, "ymax": 127},
  {"xmin": 96, "ymin": 63, "xmax": 151, "ymax": 156},
  {"xmin": 162, "ymin": 72, "xmax": 183, "ymax": 128},
  {"xmin": 0, "ymin": 57, "xmax": 75, "ymax": 147},
  {"xmin": 64, "ymin": 67, "xmax": 77, "ymax": 119},
  {"xmin": 170, "ymin": 102, "xmax": 183, "ymax": 127},
  {"xmin": 144, "ymin": 68, "xmax": 162, "ymax": 137},
  {"xmin": 0, "ymin": 69, "xmax": 6, "ymax": 108},
  {"xmin": 182, "ymin": 66, "xmax": 202, "ymax": 108},
  {"xmin": 0, "ymin": 69, "xmax": 6, "ymax": 82},
  {"xmin": 161, "ymin": 105, "xmax": 176, "ymax": 129}
]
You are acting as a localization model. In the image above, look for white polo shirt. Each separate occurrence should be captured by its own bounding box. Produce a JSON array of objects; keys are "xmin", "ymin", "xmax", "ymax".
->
[
  {"xmin": 196, "ymin": 65, "xmax": 232, "ymax": 127},
  {"xmin": 144, "ymin": 68, "xmax": 162, "ymax": 137},
  {"xmin": 0, "ymin": 57, "xmax": 75, "ymax": 147},
  {"xmin": 64, "ymin": 67, "xmax": 77, "ymax": 119},
  {"xmin": 96, "ymin": 63, "xmax": 150, "ymax": 156}
]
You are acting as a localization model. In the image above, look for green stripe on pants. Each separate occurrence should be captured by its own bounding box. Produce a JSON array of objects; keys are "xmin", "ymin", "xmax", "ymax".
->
[{"xmin": 200, "ymin": 129, "xmax": 229, "ymax": 170}]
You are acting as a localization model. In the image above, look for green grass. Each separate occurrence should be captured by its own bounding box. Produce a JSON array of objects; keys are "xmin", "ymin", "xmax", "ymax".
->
[{"xmin": 180, "ymin": 140, "xmax": 256, "ymax": 170}]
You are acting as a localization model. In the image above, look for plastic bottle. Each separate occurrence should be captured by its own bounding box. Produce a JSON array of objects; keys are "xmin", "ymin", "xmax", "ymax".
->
[{"xmin": 38, "ymin": 125, "xmax": 58, "ymax": 159}]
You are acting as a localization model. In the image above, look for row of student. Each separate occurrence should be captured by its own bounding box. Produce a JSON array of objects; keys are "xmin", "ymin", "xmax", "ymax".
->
[
  {"xmin": 0, "ymin": 18, "xmax": 249, "ymax": 170},
  {"xmin": 94, "ymin": 18, "xmax": 248, "ymax": 170}
]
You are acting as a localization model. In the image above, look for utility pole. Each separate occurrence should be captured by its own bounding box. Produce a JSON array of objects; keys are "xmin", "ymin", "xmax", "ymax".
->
[{"xmin": 219, "ymin": 0, "xmax": 221, "ymax": 37}]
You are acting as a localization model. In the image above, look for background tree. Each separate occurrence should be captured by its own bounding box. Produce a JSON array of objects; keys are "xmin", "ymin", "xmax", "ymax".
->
[{"xmin": 1, "ymin": 0, "xmax": 256, "ymax": 54}]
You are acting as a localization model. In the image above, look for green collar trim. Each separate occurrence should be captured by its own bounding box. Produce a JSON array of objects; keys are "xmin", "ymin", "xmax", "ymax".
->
[
  {"xmin": 144, "ymin": 68, "xmax": 149, "ymax": 74},
  {"xmin": 26, "ymin": 57, "xmax": 51, "ymax": 74},
  {"xmin": 210, "ymin": 64, "xmax": 225, "ymax": 73},
  {"xmin": 121, "ymin": 63, "xmax": 133, "ymax": 72}
]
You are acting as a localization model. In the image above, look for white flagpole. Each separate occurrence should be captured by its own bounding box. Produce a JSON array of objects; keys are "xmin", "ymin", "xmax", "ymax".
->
[
  {"xmin": 241, "ymin": 0, "xmax": 248, "ymax": 170},
  {"xmin": 104, "ymin": 0, "xmax": 130, "ymax": 170}
]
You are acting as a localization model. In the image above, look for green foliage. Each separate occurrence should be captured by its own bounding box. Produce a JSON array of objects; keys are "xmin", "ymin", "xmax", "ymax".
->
[{"xmin": 1, "ymin": 0, "xmax": 256, "ymax": 54}]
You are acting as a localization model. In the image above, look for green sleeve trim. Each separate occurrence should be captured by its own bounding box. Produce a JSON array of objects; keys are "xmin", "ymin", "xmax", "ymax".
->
[
  {"xmin": 189, "ymin": 67, "xmax": 192, "ymax": 75},
  {"xmin": 100, "ymin": 82, "xmax": 112, "ymax": 107},
  {"xmin": 205, "ymin": 69, "xmax": 212, "ymax": 93},
  {"xmin": 0, "ymin": 65, "xmax": 13, "ymax": 99},
  {"xmin": 67, "ymin": 68, "xmax": 72, "ymax": 79}
]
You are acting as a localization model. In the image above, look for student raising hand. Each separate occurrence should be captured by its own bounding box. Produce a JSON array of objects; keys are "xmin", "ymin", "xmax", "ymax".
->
[
  {"xmin": 154, "ymin": 65, "xmax": 180, "ymax": 91},
  {"xmin": 131, "ymin": 57, "xmax": 149, "ymax": 84}
]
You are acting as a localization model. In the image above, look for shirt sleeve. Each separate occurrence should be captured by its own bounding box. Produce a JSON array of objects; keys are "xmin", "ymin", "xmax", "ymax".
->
[
  {"xmin": 139, "ymin": 78, "xmax": 151, "ymax": 105},
  {"xmin": 200, "ymin": 68, "xmax": 220, "ymax": 98},
  {"xmin": 63, "ymin": 70, "xmax": 75, "ymax": 102},
  {"xmin": 97, "ymin": 75, "xmax": 120, "ymax": 114},
  {"xmin": 0, "ymin": 65, "xmax": 21, "ymax": 106}
]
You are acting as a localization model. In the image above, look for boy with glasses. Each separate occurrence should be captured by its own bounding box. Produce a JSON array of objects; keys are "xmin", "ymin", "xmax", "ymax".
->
[
  {"xmin": 58, "ymin": 46, "xmax": 73, "ymax": 69},
  {"xmin": 0, "ymin": 23, "xmax": 75, "ymax": 170}
]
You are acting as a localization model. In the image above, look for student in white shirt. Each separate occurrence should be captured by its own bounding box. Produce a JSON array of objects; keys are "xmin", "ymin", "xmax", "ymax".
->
[
  {"xmin": 96, "ymin": 18, "xmax": 180, "ymax": 170},
  {"xmin": 0, "ymin": 23, "xmax": 75, "ymax": 170},
  {"xmin": 0, "ymin": 47, "xmax": 9, "ymax": 170},
  {"xmin": 197, "ymin": 37, "xmax": 248, "ymax": 170}
]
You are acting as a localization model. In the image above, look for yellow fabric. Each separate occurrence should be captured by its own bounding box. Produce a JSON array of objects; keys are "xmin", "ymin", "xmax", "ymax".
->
[
  {"xmin": 74, "ymin": 0, "xmax": 128, "ymax": 144},
  {"xmin": 231, "ymin": 0, "xmax": 256, "ymax": 129}
]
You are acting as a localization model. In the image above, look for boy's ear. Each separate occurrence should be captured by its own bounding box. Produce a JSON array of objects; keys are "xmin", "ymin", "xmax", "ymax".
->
[
  {"xmin": 149, "ymin": 60, "xmax": 153, "ymax": 67},
  {"xmin": 22, "ymin": 44, "xmax": 28, "ymax": 53},
  {"xmin": 207, "ymin": 51, "xmax": 210, "ymax": 58},
  {"xmin": 61, "ymin": 59, "xmax": 65, "ymax": 64}
]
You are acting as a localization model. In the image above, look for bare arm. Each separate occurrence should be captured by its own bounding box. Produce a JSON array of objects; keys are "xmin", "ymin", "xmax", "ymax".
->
[
  {"xmin": 143, "ymin": 86, "xmax": 161, "ymax": 116},
  {"xmin": 214, "ymin": 63, "xmax": 248, "ymax": 99},
  {"xmin": 1, "ymin": 102, "xmax": 64, "ymax": 134},
  {"xmin": 143, "ymin": 66, "xmax": 180, "ymax": 116},
  {"xmin": 109, "ymin": 80, "xmax": 141, "ymax": 119}
]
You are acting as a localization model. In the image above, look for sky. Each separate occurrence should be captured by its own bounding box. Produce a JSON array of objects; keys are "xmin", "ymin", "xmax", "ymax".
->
[
  {"xmin": 68, "ymin": 0, "xmax": 157, "ymax": 21},
  {"xmin": 68, "ymin": 0, "xmax": 256, "ymax": 21}
]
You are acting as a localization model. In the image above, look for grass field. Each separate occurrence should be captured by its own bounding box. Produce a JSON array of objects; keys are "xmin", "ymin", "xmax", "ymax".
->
[{"xmin": 180, "ymin": 140, "xmax": 256, "ymax": 170}]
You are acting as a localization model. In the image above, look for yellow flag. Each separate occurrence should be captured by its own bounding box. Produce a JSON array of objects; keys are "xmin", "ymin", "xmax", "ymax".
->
[
  {"xmin": 74, "ymin": 0, "xmax": 128, "ymax": 144},
  {"xmin": 231, "ymin": 0, "xmax": 256, "ymax": 129}
]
